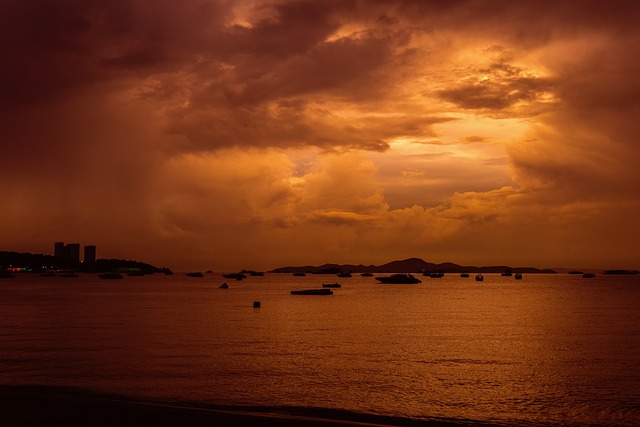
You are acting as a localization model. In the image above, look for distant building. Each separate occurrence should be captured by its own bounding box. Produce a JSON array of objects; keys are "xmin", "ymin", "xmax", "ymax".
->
[
  {"xmin": 67, "ymin": 243, "xmax": 80, "ymax": 263},
  {"xmin": 54, "ymin": 242, "xmax": 67, "ymax": 259},
  {"xmin": 53, "ymin": 242, "xmax": 94, "ymax": 266},
  {"xmin": 84, "ymin": 245, "xmax": 96, "ymax": 264}
]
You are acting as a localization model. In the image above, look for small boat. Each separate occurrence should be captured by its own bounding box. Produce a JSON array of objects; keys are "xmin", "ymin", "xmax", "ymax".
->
[
  {"xmin": 98, "ymin": 272, "xmax": 123, "ymax": 280},
  {"xmin": 222, "ymin": 272, "xmax": 246, "ymax": 280},
  {"xmin": 292, "ymin": 272, "xmax": 306, "ymax": 277},
  {"xmin": 186, "ymin": 272, "xmax": 204, "ymax": 278},
  {"xmin": 248, "ymin": 271, "xmax": 265, "ymax": 276},
  {"xmin": 582, "ymin": 273, "xmax": 596, "ymax": 278},
  {"xmin": 360, "ymin": 272, "xmax": 373, "ymax": 277},
  {"xmin": 322, "ymin": 283, "xmax": 341, "ymax": 288},
  {"xmin": 337, "ymin": 272, "xmax": 352, "ymax": 277},
  {"xmin": 501, "ymin": 269, "xmax": 513, "ymax": 277},
  {"xmin": 460, "ymin": 273, "xmax": 470, "ymax": 278},
  {"xmin": 219, "ymin": 283, "xmax": 229, "ymax": 289},
  {"xmin": 291, "ymin": 289, "xmax": 333, "ymax": 295},
  {"xmin": 425, "ymin": 272, "xmax": 444, "ymax": 278},
  {"xmin": 375, "ymin": 273, "xmax": 421, "ymax": 284},
  {"xmin": 475, "ymin": 274, "xmax": 484, "ymax": 282},
  {"xmin": 514, "ymin": 273, "xmax": 523, "ymax": 280}
]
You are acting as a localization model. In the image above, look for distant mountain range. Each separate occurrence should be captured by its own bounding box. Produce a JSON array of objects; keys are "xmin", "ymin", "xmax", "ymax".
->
[{"xmin": 270, "ymin": 257, "xmax": 557, "ymax": 274}]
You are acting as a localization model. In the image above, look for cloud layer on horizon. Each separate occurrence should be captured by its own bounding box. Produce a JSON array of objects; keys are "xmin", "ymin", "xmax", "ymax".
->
[{"xmin": 1, "ymin": 0, "xmax": 639, "ymax": 270}]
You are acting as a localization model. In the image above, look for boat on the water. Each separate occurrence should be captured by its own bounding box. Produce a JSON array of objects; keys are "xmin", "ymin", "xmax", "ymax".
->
[
  {"xmin": 322, "ymin": 283, "xmax": 341, "ymax": 288},
  {"xmin": 219, "ymin": 283, "xmax": 229, "ymax": 289},
  {"xmin": 360, "ymin": 272, "xmax": 373, "ymax": 277},
  {"xmin": 186, "ymin": 272, "xmax": 204, "ymax": 278},
  {"xmin": 222, "ymin": 272, "xmax": 246, "ymax": 280},
  {"xmin": 582, "ymin": 273, "xmax": 596, "ymax": 278},
  {"xmin": 292, "ymin": 272, "xmax": 306, "ymax": 277},
  {"xmin": 337, "ymin": 272, "xmax": 352, "ymax": 277},
  {"xmin": 375, "ymin": 273, "xmax": 421, "ymax": 284},
  {"xmin": 460, "ymin": 273, "xmax": 470, "ymax": 278},
  {"xmin": 514, "ymin": 273, "xmax": 523, "ymax": 280},
  {"xmin": 424, "ymin": 272, "xmax": 444, "ymax": 278},
  {"xmin": 475, "ymin": 274, "xmax": 484, "ymax": 281},
  {"xmin": 247, "ymin": 271, "xmax": 265, "ymax": 276},
  {"xmin": 291, "ymin": 289, "xmax": 333, "ymax": 295},
  {"xmin": 98, "ymin": 273, "xmax": 123, "ymax": 280}
]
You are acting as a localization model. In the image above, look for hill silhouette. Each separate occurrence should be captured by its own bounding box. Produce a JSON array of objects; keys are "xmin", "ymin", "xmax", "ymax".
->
[{"xmin": 270, "ymin": 257, "xmax": 556, "ymax": 274}]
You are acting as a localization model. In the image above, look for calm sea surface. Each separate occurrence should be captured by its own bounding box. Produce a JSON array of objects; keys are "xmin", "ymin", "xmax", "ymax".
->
[{"xmin": 1, "ymin": 272, "xmax": 639, "ymax": 426}]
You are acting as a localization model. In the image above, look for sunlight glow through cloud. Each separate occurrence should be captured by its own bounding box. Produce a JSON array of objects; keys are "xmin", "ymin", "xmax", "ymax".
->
[{"xmin": 1, "ymin": 0, "xmax": 639, "ymax": 271}]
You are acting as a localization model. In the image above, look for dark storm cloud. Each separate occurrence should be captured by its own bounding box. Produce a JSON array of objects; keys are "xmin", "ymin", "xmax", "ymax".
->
[
  {"xmin": 2, "ymin": 0, "xmax": 637, "ymax": 112},
  {"xmin": 0, "ymin": 0, "xmax": 426, "ymax": 155},
  {"xmin": 223, "ymin": 1, "xmax": 340, "ymax": 58},
  {"xmin": 438, "ymin": 63, "xmax": 555, "ymax": 112},
  {"xmin": 224, "ymin": 35, "xmax": 396, "ymax": 105}
]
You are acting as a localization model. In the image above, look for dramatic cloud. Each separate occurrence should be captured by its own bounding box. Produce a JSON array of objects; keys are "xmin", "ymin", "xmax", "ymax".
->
[
  {"xmin": 1, "ymin": 0, "xmax": 639, "ymax": 271},
  {"xmin": 438, "ymin": 63, "xmax": 556, "ymax": 113}
]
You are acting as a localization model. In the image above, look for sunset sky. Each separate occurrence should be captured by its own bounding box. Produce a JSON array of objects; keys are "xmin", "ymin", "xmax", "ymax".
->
[{"xmin": 2, "ymin": 0, "xmax": 639, "ymax": 272}]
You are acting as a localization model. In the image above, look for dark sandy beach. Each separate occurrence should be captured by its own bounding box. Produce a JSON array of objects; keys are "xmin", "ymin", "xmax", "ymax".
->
[{"xmin": 0, "ymin": 385, "xmax": 496, "ymax": 427}]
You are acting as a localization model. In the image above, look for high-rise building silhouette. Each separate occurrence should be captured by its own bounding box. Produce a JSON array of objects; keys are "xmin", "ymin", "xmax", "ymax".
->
[
  {"xmin": 54, "ymin": 242, "xmax": 67, "ymax": 259},
  {"xmin": 67, "ymin": 243, "xmax": 80, "ymax": 263},
  {"xmin": 54, "ymin": 242, "xmax": 95, "ymax": 266},
  {"xmin": 84, "ymin": 245, "xmax": 96, "ymax": 264}
]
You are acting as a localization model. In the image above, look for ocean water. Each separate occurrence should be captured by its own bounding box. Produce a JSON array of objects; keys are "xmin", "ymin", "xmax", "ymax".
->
[{"xmin": 1, "ymin": 272, "xmax": 639, "ymax": 426}]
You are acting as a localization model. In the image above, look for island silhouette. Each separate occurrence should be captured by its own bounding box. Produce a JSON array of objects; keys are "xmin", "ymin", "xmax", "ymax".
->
[{"xmin": 270, "ymin": 257, "xmax": 557, "ymax": 274}]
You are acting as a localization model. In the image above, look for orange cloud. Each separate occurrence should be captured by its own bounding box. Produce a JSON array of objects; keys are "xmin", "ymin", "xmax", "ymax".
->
[{"xmin": 2, "ymin": 0, "xmax": 640, "ymax": 271}]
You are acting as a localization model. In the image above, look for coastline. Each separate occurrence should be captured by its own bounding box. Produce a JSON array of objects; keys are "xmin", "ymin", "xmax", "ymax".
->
[{"xmin": 0, "ymin": 384, "xmax": 500, "ymax": 427}]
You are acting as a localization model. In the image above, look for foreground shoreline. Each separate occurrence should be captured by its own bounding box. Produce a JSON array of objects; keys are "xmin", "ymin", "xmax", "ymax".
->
[{"xmin": 0, "ymin": 384, "xmax": 502, "ymax": 427}]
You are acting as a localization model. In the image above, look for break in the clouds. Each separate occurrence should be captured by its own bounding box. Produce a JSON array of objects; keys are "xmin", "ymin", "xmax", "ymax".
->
[{"xmin": 1, "ymin": 0, "xmax": 639, "ymax": 271}]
